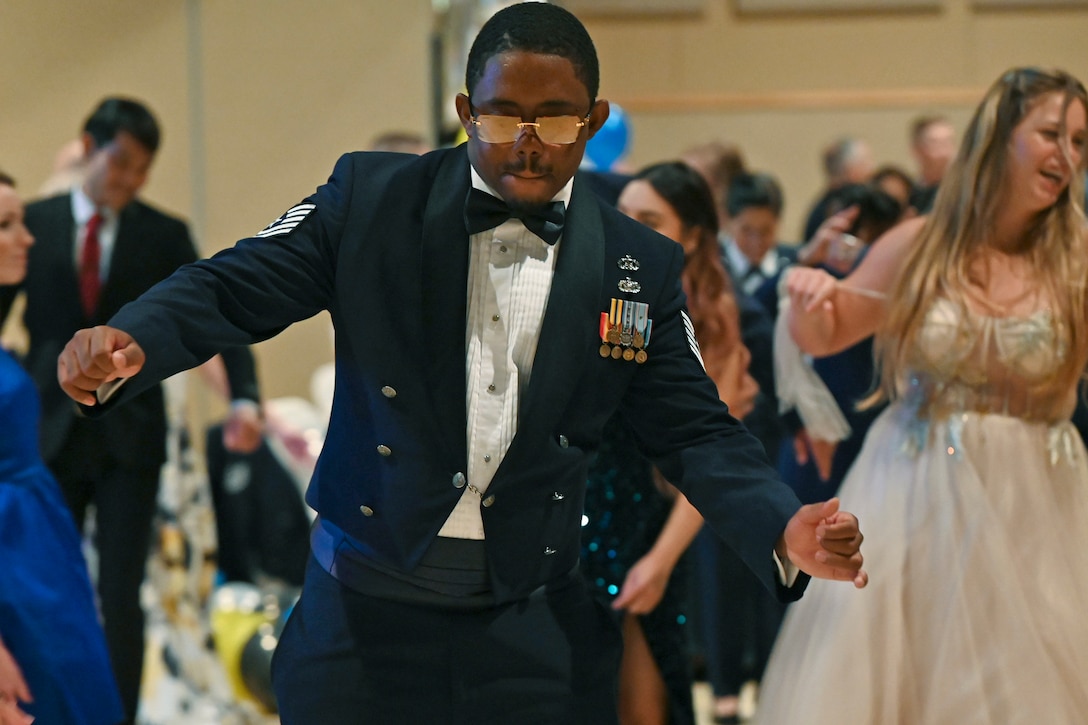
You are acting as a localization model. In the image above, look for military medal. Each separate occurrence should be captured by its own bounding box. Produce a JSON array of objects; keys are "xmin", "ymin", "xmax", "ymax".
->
[
  {"xmin": 599, "ymin": 312, "xmax": 612, "ymax": 357},
  {"xmin": 599, "ymin": 296, "xmax": 653, "ymax": 364},
  {"xmin": 634, "ymin": 305, "xmax": 652, "ymax": 364},
  {"xmin": 607, "ymin": 298, "xmax": 622, "ymax": 343}
]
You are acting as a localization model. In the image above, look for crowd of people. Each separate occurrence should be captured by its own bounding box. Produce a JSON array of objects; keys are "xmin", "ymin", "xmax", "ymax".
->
[{"xmin": 2, "ymin": 3, "xmax": 1086, "ymax": 724}]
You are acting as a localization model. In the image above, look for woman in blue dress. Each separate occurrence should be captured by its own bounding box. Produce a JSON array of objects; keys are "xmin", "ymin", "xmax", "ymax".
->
[{"xmin": 0, "ymin": 172, "xmax": 124, "ymax": 724}]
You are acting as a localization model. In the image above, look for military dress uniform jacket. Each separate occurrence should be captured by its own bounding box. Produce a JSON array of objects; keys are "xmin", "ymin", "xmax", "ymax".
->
[{"xmin": 97, "ymin": 145, "xmax": 809, "ymax": 604}]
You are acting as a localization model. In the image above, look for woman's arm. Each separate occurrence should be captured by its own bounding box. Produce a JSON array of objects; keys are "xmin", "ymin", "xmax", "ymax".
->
[
  {"xmin": 610, "ymin": 486, "xmax": 704, "ymax": 614},
  {"xmin": 787, "ymin": 216, "xmax": 925, "ymax": 357}
]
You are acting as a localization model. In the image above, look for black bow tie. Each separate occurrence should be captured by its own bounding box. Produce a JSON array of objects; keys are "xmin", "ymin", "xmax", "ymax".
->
[{"xmin": 464, "ymin": 188, "xmax": 565, "ymax": 245}]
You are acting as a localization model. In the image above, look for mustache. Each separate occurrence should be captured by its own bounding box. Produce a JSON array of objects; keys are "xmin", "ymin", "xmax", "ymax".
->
[{"xmin": 502, "ymin": 158, "xmax": 550, "ymax": 176}]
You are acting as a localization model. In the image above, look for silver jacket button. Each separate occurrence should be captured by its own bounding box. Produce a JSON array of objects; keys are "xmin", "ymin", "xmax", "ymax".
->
[
  {"xmin": 380, "ymin": 385, "xmax": 397, "ymax": 398},
  {"xmin": 558, "ymin": 435, "xmax": 569, "ymax": 448},
  {"xmin": 360, "ymin": 505, "xmax": 375, "ymax": 517},
  {"xmin": 376, "ymin": 445, "xmax": 392, "ymax": 457},
  {"xmin": 551, "ymin": 492, "xmax": 565, "ymax": 501},
  {"xmin": 482, "ymin": 494, "xmax": 496, "ymax": 508},
  {"xmin": 543, "ymin": 546, "xmax": 557, "ymax": 556},
  {"xmin": 452, "ymin": 472, "xmax": 467, "ymax": 489}
]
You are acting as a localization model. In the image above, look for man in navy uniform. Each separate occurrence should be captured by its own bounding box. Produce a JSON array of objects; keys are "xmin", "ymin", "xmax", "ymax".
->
[{"xmin": 57, "ymin": 4, "xmax": 866, "ymax": 723}]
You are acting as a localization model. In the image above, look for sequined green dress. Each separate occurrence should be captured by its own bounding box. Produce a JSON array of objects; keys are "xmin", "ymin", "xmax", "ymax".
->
[{"xmin": 581, "ymin": 413, "xmax": 695, "ymax": 725}]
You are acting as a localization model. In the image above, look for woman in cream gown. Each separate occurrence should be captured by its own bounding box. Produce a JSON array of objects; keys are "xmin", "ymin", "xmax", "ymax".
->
[{"xmin": 756, "ymin": 67, "xmax": 1088, "ymax": 724}]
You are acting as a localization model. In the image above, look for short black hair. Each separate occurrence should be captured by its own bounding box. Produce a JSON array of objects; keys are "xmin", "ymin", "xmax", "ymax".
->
[
  {"xmin": 465, "ymin": 2, "xmax": 599, "ymax": 105},
  {"xmin": 82, "ymin": 97, "xmax": 161, "ymax": 154},
  {"xmin": 824, "ymin": 183, "xmax": 903, "ymax": 241},
  {"xmin": 726, "ymin": 172, "xmax": 784, "ymax": 219},
  {"xmin": 0, "ymin": 170, "xmax": 14, "ymax": 187}
]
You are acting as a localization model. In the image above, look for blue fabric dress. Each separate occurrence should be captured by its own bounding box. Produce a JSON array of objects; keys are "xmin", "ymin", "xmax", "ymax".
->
[{"xmin": 0, "ymin": 349, "xmax": 124, "ymax": 724}]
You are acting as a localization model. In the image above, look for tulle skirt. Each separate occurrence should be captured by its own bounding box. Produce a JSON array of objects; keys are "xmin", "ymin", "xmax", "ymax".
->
[{"xmin": 755, "ymin": 404, "xmax": 1088, "ymax": 724}]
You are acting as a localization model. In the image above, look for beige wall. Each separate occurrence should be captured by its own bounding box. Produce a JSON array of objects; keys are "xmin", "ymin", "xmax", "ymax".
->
[
  {"xmin": 2, "ymin": 0, "xmax": 1086, "ymax": 411},
  {"xmin": 585, "ymin": 0, "xmax": 1088, "ymax": 237}
]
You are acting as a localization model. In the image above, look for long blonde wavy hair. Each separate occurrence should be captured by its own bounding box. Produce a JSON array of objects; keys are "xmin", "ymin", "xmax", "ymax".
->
[{"xmin": 873, "ymin": 67, "xmax": 1088, "ymax": 403}]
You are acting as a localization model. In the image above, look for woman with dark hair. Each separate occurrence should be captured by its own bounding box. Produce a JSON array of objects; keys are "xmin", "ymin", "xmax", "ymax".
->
[
  {"xmin": 758, "ymin": 67, "xmax": 1088, "ymax": 723},
  {"xmin": 580, "ymin": 161, "xmax": 756, "ymax": 725},
  {"xmin": 0, "ymin": 172, "xmax": 124, "ymax": 724}
]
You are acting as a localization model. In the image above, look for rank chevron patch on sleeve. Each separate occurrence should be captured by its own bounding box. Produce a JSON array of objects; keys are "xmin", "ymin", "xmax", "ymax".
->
[
  {"xmin": 255, "ymin": 202, "xmax": 316, "ymax": 238},
  {"xmin": 680, "ymin": 310, "xmax": 706, "ymax": 371}
]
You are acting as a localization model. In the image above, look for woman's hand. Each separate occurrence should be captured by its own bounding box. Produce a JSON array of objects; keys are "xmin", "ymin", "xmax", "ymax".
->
[
  {"xmin": 797, "ymin": 205, "xmax": 859, "ymax": 268},
  {"xmin": 786, "ymin": 266, "xmax": 839, "ymax": 315},
  {"xmin": 611, "ymin": 551, "xmax": 672, "ymax": 614},
  {"xmin": 0, "ymin": 639, "xmax": 32, "ymax": 725},
  {"xmin": 793, "ymin": 429, "xmax": 839, "ymax": 482}
]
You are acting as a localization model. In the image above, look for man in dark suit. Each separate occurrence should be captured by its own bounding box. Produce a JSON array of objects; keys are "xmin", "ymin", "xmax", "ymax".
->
[
  {"xmin": 0, "ymin": 97, "xmax": 262, "ymax": 723},
  {"xmin": 56, "ymin": 6, "xmax": 866, "ymax": 723}
]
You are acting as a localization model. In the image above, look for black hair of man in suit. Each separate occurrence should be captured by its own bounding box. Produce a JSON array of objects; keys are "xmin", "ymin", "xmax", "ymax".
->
[
  {"xmin": 82, "ymin": 97, "xmax": 160, "ymax": 155},
  {"xmin": 727, "ymin": 172, "xmax": 785, "ymax": 220},
  {"xmin": 465, "ymin": 2, "xmax": 600, "ymax": 107}
]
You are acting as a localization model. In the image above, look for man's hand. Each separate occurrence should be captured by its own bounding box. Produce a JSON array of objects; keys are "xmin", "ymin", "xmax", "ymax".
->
[
  {"xmin": 781, "ymin": 498, "xmax": 867, "ymax": 588},
  {"xmin": 57, "ymin": 326, "xmax": 145, "ymax": 406}
]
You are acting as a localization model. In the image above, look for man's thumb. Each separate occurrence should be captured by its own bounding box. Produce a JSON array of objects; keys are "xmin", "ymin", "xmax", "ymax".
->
[{"xmin": 798, "ymin": 497, "xmax": 840, "ymax": 523}]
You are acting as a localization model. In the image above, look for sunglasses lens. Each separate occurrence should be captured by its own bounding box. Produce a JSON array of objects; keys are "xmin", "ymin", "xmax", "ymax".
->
[
  {"xmin": 537, "ymin": 116, "xmax": 583, "ymax": 144},
  {"xmin": 474, "ymin": 116, "xmax": 522, "ymax": 143},
  {"xmin": 473, "ymin": 115, "xmax": 585, "ymax": 145}
]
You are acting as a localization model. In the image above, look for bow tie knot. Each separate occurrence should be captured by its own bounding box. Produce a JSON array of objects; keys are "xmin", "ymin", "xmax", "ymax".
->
[{"xmin": 464, "ymin": 188, "xmax": 565, "ymax": 245}]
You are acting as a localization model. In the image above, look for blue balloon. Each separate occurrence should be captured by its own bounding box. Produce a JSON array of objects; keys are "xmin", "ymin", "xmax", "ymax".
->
[{"xmin": 585, "ymin": 103, "xmax": 630, "ymax": 171}]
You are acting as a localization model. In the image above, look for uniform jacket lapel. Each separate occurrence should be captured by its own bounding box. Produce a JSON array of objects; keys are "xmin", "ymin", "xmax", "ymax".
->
[
  {"xmin": 419, "ymin": 148, "xmax": 472, "ymax": 468},
  {"xmin": 503, "ymin": 175, "xmax": 605, "ymax": 466}
]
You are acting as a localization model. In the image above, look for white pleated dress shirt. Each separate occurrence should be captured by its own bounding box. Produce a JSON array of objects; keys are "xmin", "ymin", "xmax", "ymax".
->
[{"xmin": 438, "ymin": 167, "xmax": 572, "ymax": 539}]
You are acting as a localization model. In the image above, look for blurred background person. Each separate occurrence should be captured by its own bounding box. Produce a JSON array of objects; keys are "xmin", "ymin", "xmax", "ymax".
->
[
  {"xmin": 692, "ymin": 169, "xmax": 793, "ymax": 724},
  {"xmin": 37, "ymin": 138, "xmax": 86, "ymax": 198},
  {"xmin": 0, "ymin": 170, "xmax": 124, "ymax": 724},
  {"xmin": 368, "ymin": 129, "xmax": 432, "ymax": 155},
  {"xmin": 801, "ymin": 136, "xmax": 875, "ymax": 241},
  {"xmin": 908, "ymin": 114, "xmax": 956, "ymax": 213},
  {"xmin": 767, "ymin": 183, "xmax": 904, "ymax": 503},
  {"xmin": 0, "ymin": 97, "xmax": 262, "ymax": 724},
  {"xmin": 681, "ymin": 140, "xmax": 748, "ymax": 236},
  {"xmin": 581, "ymin": 160, "xmax": 757, "ymax": 725},
  {"xmin": 870, "ymin": 164, "xmax": 916, "ymax": 217},
  {"xmin": 720, "ymin": 172, "xmax": 796, "ymax": 299}
]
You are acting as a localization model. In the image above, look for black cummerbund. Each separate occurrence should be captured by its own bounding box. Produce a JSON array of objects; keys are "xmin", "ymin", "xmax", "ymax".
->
[{"xmin": 311, "ymin": 517, "xmax": 495, "ymax": 610}]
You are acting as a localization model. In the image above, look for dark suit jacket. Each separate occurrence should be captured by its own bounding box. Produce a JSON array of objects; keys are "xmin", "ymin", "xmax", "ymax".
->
[
  {"xmin": 94, "ymin": 145, "xmax": 808, "ymax": 603},
  {"xmin": 0, "ymin": 193, "xmax": 259, "ymax": 470}
]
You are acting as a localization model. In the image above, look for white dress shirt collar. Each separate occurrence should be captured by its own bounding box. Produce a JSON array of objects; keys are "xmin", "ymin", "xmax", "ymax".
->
[{"xmin": 469, "ymin": 165, "xmax": 574, "ymax": 209}]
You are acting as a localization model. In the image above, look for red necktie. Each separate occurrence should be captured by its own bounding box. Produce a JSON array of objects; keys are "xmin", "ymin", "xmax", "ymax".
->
[{"xmin": 79, "ymin": 213, "xmax": 103, "ymax": 318}]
